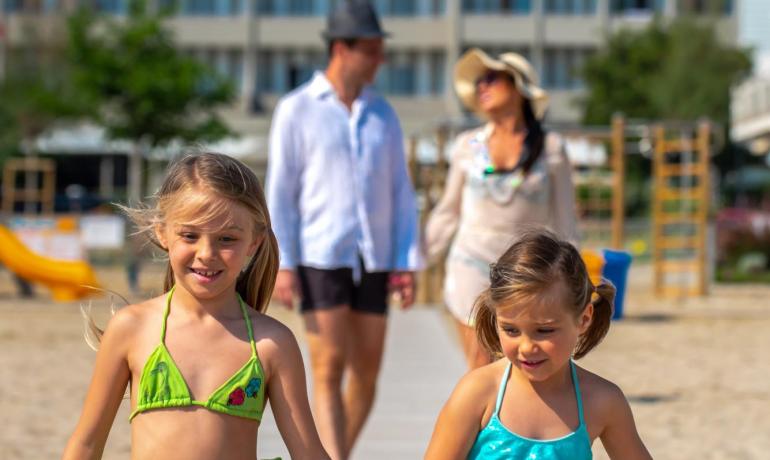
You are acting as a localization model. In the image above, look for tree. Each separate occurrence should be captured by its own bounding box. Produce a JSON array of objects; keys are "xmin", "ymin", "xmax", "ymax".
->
[
  {"xmin": 580, "ymin": 18, "xmax": 751, "ymax": 126},
  {"xmin": 67, "ymin": 0, "xmax": 234, "ymax": 204},
  {"xmin": 0, "ymin": 26, "xmax": 89, "ymax": 170}
]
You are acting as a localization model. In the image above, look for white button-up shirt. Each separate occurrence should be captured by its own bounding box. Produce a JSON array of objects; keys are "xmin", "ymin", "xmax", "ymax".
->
[{"xmin": 266, "ymin": 71, "xmax": 422, "ymax": 276}]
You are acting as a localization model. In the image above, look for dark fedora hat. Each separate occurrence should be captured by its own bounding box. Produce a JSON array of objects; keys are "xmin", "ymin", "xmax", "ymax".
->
[{"xmin": 321, "ymin": 0, "xmax": 390, "ymax": 40}]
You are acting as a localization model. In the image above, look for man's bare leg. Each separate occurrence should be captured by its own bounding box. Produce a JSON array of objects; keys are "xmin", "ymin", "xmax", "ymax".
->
[
  {"xmin": 343, "ymin": 311, "xmax": 387, "ymax": 457},
  {"xmin": 304, "ymin": 307, "xmax": 350, "ymax": 460}
]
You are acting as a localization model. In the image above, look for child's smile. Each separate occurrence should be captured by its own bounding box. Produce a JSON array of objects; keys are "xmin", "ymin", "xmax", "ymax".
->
[
  {"xmin": 496, "ymin": 281, "xmax": 592, "ymax": 383},
  {"xmin": 157, "ymin": 193, "xmax": 261, "ymax": 300},
  {"xmin": 189, "ymin": 267, "xmax": 224, "ymax": 283}
]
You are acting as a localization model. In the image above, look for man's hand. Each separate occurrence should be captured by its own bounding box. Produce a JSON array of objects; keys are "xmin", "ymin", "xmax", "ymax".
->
[
  {"xmin": 273, "ymin": 269, "xmax": 298, "ymax": 309},
  {"xmin": 388, "ymin": 271, "xmax": 416, "ymax": 310}
]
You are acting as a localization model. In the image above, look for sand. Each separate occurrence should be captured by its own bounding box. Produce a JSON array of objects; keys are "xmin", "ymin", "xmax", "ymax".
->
[{"xmin": 1, "ymin": 261, "xmax": 769, "ymax": 459}]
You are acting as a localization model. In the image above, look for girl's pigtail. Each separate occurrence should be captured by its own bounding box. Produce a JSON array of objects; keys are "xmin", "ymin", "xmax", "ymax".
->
[
  {"xmin": 473, "ymin": 290, "xmax": 502, "ymax": 356},
  {"xmin": 574, "ymin": 279, "xmax": 615, "ymax": 359},
  {"xmin": 237, "ymin": 228, "xmax": 279, "ymax": 312},
  {"xmin": 163, "ymin": 264, "xmax": 175, "ymax": 294}
]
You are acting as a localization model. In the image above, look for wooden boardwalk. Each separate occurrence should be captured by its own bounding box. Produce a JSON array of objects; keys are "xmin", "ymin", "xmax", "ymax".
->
[{"xmin": 258, "ymin": 306, "xmax": 466, "ymax": 460}]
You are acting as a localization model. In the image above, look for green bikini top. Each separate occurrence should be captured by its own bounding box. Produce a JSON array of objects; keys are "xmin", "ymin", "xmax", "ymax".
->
[{"xmin": 129, "ymin": 287, "xmax": 266, "ymax": 422}]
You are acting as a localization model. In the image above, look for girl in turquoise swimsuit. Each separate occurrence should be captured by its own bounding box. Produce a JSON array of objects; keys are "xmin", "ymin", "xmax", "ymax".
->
[
  {"xmin": 425, "ymin": 230, "xmax": 652, "ymax": 460},
  {"xmin": 63, "ymin": 153, "xmax": 329, "ymax": 460}
]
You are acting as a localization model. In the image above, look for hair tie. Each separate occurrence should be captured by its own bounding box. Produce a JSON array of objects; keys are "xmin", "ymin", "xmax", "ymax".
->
[{"xmin": 489, "ymin": 262, "xmax": 503, "ymax": 285}]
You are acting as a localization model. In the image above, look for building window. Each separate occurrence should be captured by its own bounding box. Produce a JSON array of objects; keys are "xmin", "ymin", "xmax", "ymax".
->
[
  {"xmin": 287, "ymin": 0, "xmax": 314, "ymax": 15},
  {"xmin": 8, "ymin": 0, "xmax": 65, "ymax": 13},
  {"xmin": 430, "ymin": 0, "xmax": 446, "ymax": 15},
  {"xmin": 3, "ymin": 0, "xmax": 21, "ymax": 12},
  {"xmin": 93, "ymin": 0, "xmax": 124, "ymax": 13},
  {"xmin": 182, "ymin": 0, "xmax": 241, "ymax": 15},
  {"xmin": 543, "ymin": 48, "xmax": 591, "ymax": 89},
  {"xmin": 677, "ymin": 0, "xmax": 732, "ymax": 15},
  {"xmin": 462, "ymin": 0, "xmax": 531, "ymax": 14},
  {"xmin": 429, "ymin": 51, "xmax": 446, "ymax": 95},
  {"xmin": 255, "ymin": 0, "xmax": 273, "ymax": 13},
  {"xmin": 377, "ymin": 52, "xmax": 418, "ymax": 95},
  {"xmin": 374, "ymin": 0, "xmax": 416, "ymax": 15},
  {"xmin": 610, "ymin": 0, "xmax": 664, "ymax": 14},
  {"xmin": 462, "ymin": 45, "xmax": 530, "ymax": 62},
  {"xmin": 226, "ymin": 49, "xmax": 244, "ymax": 90},
  {"xmin": 287, "ymin": 50, "xmax": 324, "ymax": 89},
  {"xmin": 256, "ymin": 0, "xmax": 318, "ymax": 15},
  {"xmin": 256, "ymin": 51, "xmax": 274, "ymax": 93},
  {"xmin": 254, "ymin": 0, "xmax": 444, "ymax": 16},
  {"xmin": 545, "ymin": 0, "xmax": 596, "ymax": 14},
  {"xmin": 184, "ymin": 0, "xmax": 214, "ymax": 15},
  {"xmin": 255, "ymin": 50, "xmax": 324, "ymax": 93}
]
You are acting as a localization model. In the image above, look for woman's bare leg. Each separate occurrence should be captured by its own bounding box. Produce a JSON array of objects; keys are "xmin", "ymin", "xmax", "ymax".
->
[{"xmin": 453, "ymin": 319, "xmax": 492, "ymax": 369}]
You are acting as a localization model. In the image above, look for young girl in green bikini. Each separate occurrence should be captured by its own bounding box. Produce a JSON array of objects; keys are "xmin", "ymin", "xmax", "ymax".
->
[
  {"xmin": 425, "ymin": 230, "xmax": 651, "ymax": 459},
  {"xmin": 63, "ymin": 153, "xmax": 328, "ymax": 460}
]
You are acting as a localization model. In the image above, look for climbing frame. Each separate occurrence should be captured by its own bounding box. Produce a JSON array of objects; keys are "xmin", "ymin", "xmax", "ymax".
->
[
  {"xmin": 652, "ymin": 122, "xmax": 711, "ymax": 297},
  {"xmin": 2, "ymin": 157, "xmax": 56, "ymax": 214}
]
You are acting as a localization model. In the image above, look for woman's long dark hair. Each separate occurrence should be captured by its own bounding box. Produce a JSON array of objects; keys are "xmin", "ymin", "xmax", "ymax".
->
[{"xmin": 521, "ymin": 98, "xmax": 545, "ymax": 175}]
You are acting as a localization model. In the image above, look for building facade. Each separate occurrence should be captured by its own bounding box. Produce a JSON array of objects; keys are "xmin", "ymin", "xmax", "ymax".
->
[
  {"xmin": 730, "ymin": 0, "xmax": 770, "ymax": 153},
  {"xmin": 1, "ymin": 0, "xmax": 737, "ymax": 139}
]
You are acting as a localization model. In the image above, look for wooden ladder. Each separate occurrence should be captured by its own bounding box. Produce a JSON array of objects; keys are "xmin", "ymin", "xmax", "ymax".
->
[
  {"xmin": 652, "ymin": 122, "xmax": 711, "ymax": 297},
  {"xmin": 2, "ymin": 157, "xmax": 57, "ymax": 214}
]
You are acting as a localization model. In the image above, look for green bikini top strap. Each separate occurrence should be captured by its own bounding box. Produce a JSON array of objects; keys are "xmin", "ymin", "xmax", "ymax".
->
[
  {"xmin": 237, "ymin": 294, "xmax": 258, "ymax": 357},
  {"xmin": 160, "ymin": 286, "xmax": 176, "ymax": 343},
  {"xmin": 162, "ymin": 286, "xmax": 255, "ymax": 356}
]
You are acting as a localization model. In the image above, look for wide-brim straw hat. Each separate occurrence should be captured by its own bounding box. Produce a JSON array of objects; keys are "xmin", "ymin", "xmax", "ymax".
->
[{"xmin": 454, "ymin": 48, "xmax": 549, "ymax": 120}]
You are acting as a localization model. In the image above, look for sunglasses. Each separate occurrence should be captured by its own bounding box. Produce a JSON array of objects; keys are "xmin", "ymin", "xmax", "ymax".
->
[{"xmin": 475, "ymin": 71, "xmax": 512, "ymax": 88}]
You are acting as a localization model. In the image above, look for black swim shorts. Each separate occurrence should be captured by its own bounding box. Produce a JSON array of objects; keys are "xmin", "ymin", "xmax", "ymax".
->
[{"xmin": 296, "ymin": 260, "xmax": 389, "ymax": 315}]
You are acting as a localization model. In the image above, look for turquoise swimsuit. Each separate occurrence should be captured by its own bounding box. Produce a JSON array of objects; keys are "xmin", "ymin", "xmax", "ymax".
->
[{"xmin": 468, "ymin": 360, "xmax": 593, "ymax": 459}]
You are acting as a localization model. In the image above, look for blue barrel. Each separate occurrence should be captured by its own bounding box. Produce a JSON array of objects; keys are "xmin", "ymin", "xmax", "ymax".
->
[{"xmin": 601, "ymin": 249, "xmax": 632, "ymax": 320}]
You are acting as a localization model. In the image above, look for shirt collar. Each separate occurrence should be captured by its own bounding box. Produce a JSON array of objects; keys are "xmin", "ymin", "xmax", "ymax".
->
[
  {"xmin": 308, "ymin": 71, "xmax": 334, "ymax": 99},
  {"xmin": 307, "ymin": 70, "xmax": 376, "ymax": 105},
  {"xmin": 481, "ymin": 122, "xmax": 494, "ymax": 141}
]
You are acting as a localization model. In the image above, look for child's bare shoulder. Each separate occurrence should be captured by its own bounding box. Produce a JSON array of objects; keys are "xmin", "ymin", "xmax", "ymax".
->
[
  {"xmin": 574, "ymin": 364, "xmax": 629, "ymax": 418},
  {"xmin": 98, "ymin": 295, "xmax": 165, "ymax": 347},
  {"xmin": 450, "ymin": 358, "xmax": 508, "ymax": 414},
  {"xmin": 246, "ymin": 311, "xmax": 301, "ymax": 358},
  {"xmin": 463, "ymin": 358, "xmax": 508, "ymax": 394},
  {"xmin": 247, "ymin": 311, "xmax": 295, "ymax": 341},
  {"xmin": 244, "ymin": 311, "xmax": 308, "ymax": 380},
  {"xmin": 107, "ymin": 297, "xmax": 153, "ymax": 330}
]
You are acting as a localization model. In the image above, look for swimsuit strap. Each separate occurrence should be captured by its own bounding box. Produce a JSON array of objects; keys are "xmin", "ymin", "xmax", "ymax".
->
[
  {"xmin": 161, "ymin": 286, "xmax": 256, "ymax": 358},
  {"xmin": 494, "ymin": 361, "xmax": 513, "ymax": 415},
  {"xmin": 160, "ymin": 286, "xmax": 176, "ymax": 343},
  {"xmin": 570, "ymin": 360, "xmax": 586, "ymax": 426},
  {"xmin": 237, "ymin": 294, "xmax": 258, "ymax": 357}
]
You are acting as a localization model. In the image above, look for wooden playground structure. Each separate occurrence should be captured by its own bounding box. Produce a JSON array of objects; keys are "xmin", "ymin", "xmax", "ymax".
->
[
  {"xmin": 652, "ymin": 122, "xmax": 711, "ymax": 297},
  {"xmin": 407, "ymin": 115, "xmax": 715, "ymax": 303},
  {"xmin": 2, "ymin": 157, "xmax": 56, "ymax": 214}
]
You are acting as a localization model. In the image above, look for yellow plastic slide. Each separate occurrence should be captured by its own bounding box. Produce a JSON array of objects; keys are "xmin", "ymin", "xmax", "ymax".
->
[{"xmin": 0, "ymin": 224, "xmax": 100, "ymax": 301}]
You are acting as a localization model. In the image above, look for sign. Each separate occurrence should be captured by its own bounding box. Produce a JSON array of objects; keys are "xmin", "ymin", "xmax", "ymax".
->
[{"xmin": 79, "ymin": 215, "xmax": 126, "ymax": 249}]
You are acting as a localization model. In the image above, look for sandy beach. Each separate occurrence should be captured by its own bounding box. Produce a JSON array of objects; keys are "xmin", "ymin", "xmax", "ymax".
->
[{"xmin": 1, "ymin": 260, "xmax": 769, "ymax": 459}]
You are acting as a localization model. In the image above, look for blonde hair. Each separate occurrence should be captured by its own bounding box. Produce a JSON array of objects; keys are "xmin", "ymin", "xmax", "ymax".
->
[
  {"xmin": 473, "ymin": 229, "xmax": 615, "ymax": 360},
  {"xmin": 85, "ymin": 153, "xmax": 279, "ymax": 346},
  {"xmin": 124, "ymin": 152, "xmax": 279, "ymax": 312}
]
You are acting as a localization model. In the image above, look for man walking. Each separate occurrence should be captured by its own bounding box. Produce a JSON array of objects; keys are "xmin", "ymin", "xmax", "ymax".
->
[{"xmin": 265, "ymin": 1, "xmax": 422, "ymax": 459}]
